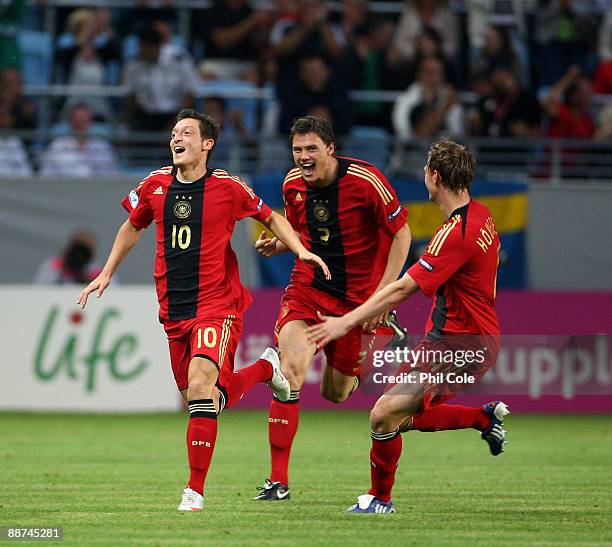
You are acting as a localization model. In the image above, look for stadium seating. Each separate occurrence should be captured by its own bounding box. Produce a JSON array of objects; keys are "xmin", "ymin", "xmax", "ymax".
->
[
  {"xmin": 19, "ymin": 30, "xmax": 53, "ymax": 85},
  {"xmin": 343, "ymin": 126, "xmax": 391, "ymax": 168}
]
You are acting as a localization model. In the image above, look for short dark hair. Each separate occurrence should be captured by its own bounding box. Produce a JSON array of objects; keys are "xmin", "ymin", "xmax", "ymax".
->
[
  {"xmin": 175, "ymin": 108, "xmax": 220, "ymax": 159},
  {"xmin": 289, "ymin": 115, "xmax": 335, "ymax": 147},
  {"xmin": 176, "ymin": 108, "xmax": 218, "ymax": 140},
  {"xmin": 426, "ymin": 138, "xmax": 476, "ymax": 193}
]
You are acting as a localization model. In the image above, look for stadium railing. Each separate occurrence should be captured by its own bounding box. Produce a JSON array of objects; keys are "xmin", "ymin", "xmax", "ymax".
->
[
  {"xmin": 12, "ymin": 80, "xmax": 612, "ymax": 182},
  {"xmin": 6, "ymin": 122, "xmax": 612, "ymax": 183}
]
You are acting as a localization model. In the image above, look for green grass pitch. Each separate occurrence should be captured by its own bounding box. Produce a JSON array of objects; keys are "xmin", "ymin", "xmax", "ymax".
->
[{"xmin": 0, "ymin": 411, "xmax": 610, "ymax": 546}]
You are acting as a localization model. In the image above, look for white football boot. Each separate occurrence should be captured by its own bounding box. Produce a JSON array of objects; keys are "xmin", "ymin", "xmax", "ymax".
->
[
  {"xmin": 262, "ymin": 347, "xmax": 290, "ymax": 402},
  {"xmin": 177, "ymin": 487, "xmax": 204, "ymax": 511}
]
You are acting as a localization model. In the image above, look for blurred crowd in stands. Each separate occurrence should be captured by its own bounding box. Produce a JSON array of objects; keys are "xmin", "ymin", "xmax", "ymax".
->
[{"xmin": 3, "ymin": 0, "xmax": 612, "ymax": 175}]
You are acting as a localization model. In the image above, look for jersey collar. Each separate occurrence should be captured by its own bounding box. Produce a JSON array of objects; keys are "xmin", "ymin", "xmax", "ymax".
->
[
  {"xmin": 305, "ymin": 157, "xmax": 349, "ymax": 189},
  {"xmin": 173, "ymin": 167, "xmax": 213, "ymax": 186},
  {"xmin": 449, "ymin": 200, "xmax": 470, "ymax": 239}
]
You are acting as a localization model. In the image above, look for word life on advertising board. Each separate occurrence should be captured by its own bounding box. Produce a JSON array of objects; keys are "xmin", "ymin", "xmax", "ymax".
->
[
  {"xmin": 0, "ymin": 287, "xmax": 610, "ymax": 413},
  {"xmin": 0, "ymin": 287, "xmax": 180, "ymax": 411}
]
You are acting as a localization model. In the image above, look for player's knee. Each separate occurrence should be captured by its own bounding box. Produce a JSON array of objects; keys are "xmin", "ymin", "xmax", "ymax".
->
[
  {"xmin": 369, "ymin": 401, "xmax": 394, "ymax": 433},
  {"xmin": 188, "ymin": 360, "xmax": 218, "ymax": 396},
  {"xmin": 280, "ymin": 360, "xmax": 306, "ymax": 390}
]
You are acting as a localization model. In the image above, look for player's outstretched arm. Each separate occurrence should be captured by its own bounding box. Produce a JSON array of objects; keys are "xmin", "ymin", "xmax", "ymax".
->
[
  {"xmin": 306, "ymin": 272, "xmax": 420, "ymax": 347},
  {"xmin": 364, "ymin": 223, "xmax": 412, "ymax": 332},
  {"xmin": 261, "ymin": 211, "xmax": 331, "ymax": 280},
  {"xmin": 76, "ymin": 220, "xmax": 143, "ymax": 309}
]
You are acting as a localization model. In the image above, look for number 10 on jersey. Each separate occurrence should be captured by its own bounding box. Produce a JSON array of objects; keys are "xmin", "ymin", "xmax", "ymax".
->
[{"xmin": 171, "ymin": 224, "xmax": 191, "ymax": 249}]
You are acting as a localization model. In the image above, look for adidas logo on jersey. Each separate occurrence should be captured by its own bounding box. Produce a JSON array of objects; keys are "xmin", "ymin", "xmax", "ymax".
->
[
  {"xmin": 295, "ymin": 192, "xmax": 302, "ymax": 202},
  {"xmin": 153, "ymin": 186, "xmax": 163, "ymax": 195}
]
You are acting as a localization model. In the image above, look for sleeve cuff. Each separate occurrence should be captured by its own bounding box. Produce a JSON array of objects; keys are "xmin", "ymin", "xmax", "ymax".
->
[{"xmin": 407, "ymin": 263, "xmax": 434, "ymax": 298}]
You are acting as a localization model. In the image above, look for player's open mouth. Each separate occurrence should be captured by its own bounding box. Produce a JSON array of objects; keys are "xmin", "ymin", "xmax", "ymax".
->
[
  {"xmin": 174, "ymin": 146, "xmax": 186, "ymax": 155},
  {"xmin": 301, "ymin": 162, "xmax": 315, "ymax": 176}
]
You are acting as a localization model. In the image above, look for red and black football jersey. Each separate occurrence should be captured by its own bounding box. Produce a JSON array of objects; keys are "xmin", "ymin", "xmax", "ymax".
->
[
  {"xmin": 121, "ymin": 166, "xmax": 272, "ymax": 322},
  {"xmin": 283, "ymin": 156, "xmax": 408, "ymax": 306},
  {"xmin": 408, "ymin": 199, "xmax": 500, "ymax": 337}
]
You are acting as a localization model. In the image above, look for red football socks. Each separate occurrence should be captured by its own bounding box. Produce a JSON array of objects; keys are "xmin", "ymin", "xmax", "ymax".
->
[
  {"xmin": 411, "ymin": 404, "xmax": 490, "ymax": 432},
  {"xmin": 186, "ymin": 399, "xmax": 218, "ymax": 495},
  {"xmin": 368, "ymin": 431, "xmax": 402, "ymax": 503},
  {"xmin": 224, "ymin": 359, "xmax": 273, "ymax": 407},
  {"xmin": 268, "ymin": 394, "xmax": 300, "ymax": 485}
]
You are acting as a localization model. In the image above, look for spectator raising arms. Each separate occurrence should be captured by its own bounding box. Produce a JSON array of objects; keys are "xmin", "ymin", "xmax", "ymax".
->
[
  {"xmin": 392, "ymin": 56, "xmax": 462, "ymax": 140},
  {"xmin": 194, "ymin": 0, "xmax": 271, "ymax": 81},
  {"xmin": 270, "ymin": 0, "xmax": 343, "ymax": 98},
  {"xmin": 55, "ymin": 8, "xmax": 120, "ymax": 121},
  {"xmin": 542, "ymin": 64, "xmax": 594, "ymax": 139},
  {"xmin": 467, "ymin": 60, "xmax": 541, "ymax": 138},
  {"xmin": 392, "ymin": 0, "xmax": 458, "ymax": 65}
]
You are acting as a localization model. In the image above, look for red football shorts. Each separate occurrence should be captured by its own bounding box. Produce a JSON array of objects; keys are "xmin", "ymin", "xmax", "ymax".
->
[
  {"xmin": 274, "ymin": 284, "xmax": 391, "ymax": 377},
  {"xmin": 164, "ymin": 314, "xmax": 243, "ymax": 391},
  {"xmin": 391, "ymin": 334, "xmax": 500, "ymax": 408}
]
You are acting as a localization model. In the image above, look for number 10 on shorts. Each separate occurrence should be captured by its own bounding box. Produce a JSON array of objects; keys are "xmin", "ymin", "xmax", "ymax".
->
[{"xmin": 197, "ymin": 327, "xmax": 217, "ymax": 349}]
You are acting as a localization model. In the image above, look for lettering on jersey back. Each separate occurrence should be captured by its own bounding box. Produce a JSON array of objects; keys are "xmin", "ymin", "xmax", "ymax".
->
[{"xmin": 476, "ymin": 216, "xmax": 498, "ymax": 253}]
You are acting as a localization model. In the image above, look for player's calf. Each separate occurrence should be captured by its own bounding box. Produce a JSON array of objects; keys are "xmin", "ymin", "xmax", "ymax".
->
[
  {"xmin": 320, "ymin": 378, "xmax": 357, "ymax": 404},
  {"xmin": 320, "ymin": 367, "xmax": 359, "ymax": 404}
]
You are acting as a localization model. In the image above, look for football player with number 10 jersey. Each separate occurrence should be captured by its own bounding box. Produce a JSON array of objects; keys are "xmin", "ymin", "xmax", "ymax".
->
[{"xmin": 77, "ymin": 109, "xmax": 330, "ymax": 512}]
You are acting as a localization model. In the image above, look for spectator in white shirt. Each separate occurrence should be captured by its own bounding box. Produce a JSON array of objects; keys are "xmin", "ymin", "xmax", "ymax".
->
[
  {"xmin": 39, "ymin": 103, "xmax": 118, "ymax": 177},
  {"xmin": 392, "ymin": 55, "xmax": 462, "ymax": 140},
  {"xmin": 123, "ymin": 27, "xmax": 200, "ymax": 131},
  {"xmin": 0, "ymin": 104, "xmax": 32, "ymax": 176}
]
